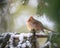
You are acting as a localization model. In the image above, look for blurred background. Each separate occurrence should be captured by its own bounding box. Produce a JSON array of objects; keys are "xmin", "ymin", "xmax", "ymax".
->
[{"xmin": 0, "ymin": 0, "xmax": 60, "ymax": 47}]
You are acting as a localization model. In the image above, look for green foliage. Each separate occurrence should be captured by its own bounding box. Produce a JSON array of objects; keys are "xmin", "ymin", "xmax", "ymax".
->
[
  {"xmin": 37, "ymin": 0, "xmax": 60, "ymax": 47},
  {"xmin": 0, "ymin": 0, "xmax": 9, "ymax": 32},
  {"xmin": 37, "ymin": 0, "xmax": 45, "ymax": 16},
  {"xmin": 37, "ymin": 0, "xmax": 60, "ymax": 31},
  {"xmin": 51, "ymin": 33, "xmax": 60, "ymax": 47},
  {"xmin": 0, "ymin": 0, "xmax": 7, "ymax": 8},
  {"xmin": 46, "ymin": 0, "xmax": 60, "ymax": 32}
]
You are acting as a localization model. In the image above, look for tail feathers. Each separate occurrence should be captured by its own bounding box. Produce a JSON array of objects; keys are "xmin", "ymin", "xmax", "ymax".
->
[{"xmin": 43, "ymin": 27, "xmax": 55, "ymax": 32}]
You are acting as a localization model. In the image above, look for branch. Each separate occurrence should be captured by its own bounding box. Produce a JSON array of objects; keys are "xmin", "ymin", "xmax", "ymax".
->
[{"xmin": 0, "ymin": 34, "xmax": 11, "ymax": 48}]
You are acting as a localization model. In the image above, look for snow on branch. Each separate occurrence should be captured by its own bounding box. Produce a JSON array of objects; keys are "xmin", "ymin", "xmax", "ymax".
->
[{"xmin": 0, "ymin": 30, "xmax": 48, "ymax": 48}]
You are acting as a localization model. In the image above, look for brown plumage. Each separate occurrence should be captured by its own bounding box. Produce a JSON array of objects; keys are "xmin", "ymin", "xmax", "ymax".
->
[{"xmin": 26, "ymin": 16, "xmax": 54, "ymax": 32}]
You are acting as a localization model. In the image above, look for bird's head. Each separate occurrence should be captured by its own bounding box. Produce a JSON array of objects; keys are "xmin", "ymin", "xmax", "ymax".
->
[{"xmin": 27, "ymin": 16, "xmax": 34, "ymax": 22}]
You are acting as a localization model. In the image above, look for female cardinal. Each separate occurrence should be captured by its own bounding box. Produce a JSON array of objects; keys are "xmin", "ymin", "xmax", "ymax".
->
[{"xmin": 26, "ymin": 16, "xmax": 54, "ymax": 32}]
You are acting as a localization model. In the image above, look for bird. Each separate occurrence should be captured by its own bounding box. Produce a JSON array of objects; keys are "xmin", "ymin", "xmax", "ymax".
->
[{"xmin": 26, "ymin": 16, "xmax": 54, "ymax": 32}]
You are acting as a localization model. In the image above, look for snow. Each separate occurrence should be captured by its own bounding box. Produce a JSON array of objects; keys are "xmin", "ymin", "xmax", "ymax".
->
[
  {"xmin": 1, "ymin": 32, "xmax": 59, "ymax": 48},
  {"xmin": 35, "ymin": 14, "xmax": 54, "ymax": 30},
  {"xmin": 41, "ymin": 41, "xmax": 51, "ymax": 48},
  {"xmin": 28, "ymin": 0, "xmax": 38, "ymax": 7},
  {"xmin": 10, "ymin": 1, "xmax": 20, "ymax": 14},
  {"xmin": 9, "ymin": 33, "xmax": 32, "ymax": 48},
  {"xmin": 36, "ymin": 31, "xmax": 46, "ymax": 35},
  {"xmin": 0, "ymin": 32, "xmax": 48, "ymax": 48}
]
